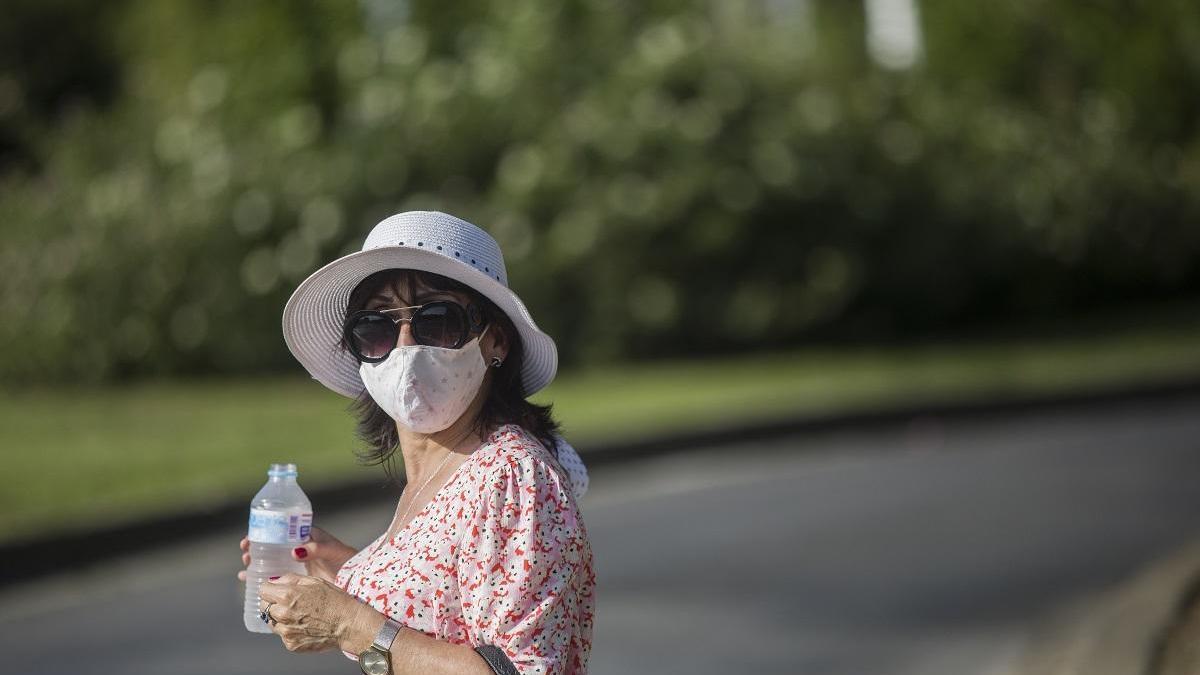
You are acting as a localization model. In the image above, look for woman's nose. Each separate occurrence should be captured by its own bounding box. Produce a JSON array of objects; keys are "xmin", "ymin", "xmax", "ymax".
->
[{"xmin": 395, "ymin": 320, "xmax": 418, "ymax": 348}]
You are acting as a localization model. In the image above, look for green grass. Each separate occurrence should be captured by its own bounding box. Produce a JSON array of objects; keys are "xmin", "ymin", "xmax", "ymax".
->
[{"xmin": 3, "ymin": 312, "xmax": 1200, "ymax": 545}]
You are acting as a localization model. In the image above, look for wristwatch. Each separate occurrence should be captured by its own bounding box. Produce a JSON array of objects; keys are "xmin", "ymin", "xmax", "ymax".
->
[{"xmin": 358, "ymin": 617, "xmax": 404, "ymax": 675}]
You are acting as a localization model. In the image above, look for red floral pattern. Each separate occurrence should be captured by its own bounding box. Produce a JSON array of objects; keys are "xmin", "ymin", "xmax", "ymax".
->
[{"xmin": 336, "ymin": 424, "xmax": 595, "ymax": 674}]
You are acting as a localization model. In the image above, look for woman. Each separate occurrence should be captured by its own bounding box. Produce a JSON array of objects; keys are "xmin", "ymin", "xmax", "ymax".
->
[{"xmin": 236, "ymin": 211, "xmax": 595, "ymax": 675}]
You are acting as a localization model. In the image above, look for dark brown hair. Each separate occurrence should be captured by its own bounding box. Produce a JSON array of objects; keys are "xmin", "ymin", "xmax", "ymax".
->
[{"xmin": 338, "ymin": 268, "xmax": 562, "ymax": 485}]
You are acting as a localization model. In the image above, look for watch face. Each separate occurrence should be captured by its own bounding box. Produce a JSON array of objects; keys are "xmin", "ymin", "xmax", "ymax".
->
[{"xmin": 360, "ymin": 649, "xmax": 389, "ymax": 675}]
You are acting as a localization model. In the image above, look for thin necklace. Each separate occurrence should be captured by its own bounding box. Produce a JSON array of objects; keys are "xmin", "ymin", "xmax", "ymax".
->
[{"xmin": 392, "ymin": 426, "xmax": 475, "ymax": 538}]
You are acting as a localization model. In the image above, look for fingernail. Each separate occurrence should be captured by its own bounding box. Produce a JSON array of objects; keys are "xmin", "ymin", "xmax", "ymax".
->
[
  {"xmin": 268, "ymin": 575, "xmax": 280, "ymax": 580},
  {"xmin": 294, "ymin": 547, "xmax": 308, "ymax": 559}
]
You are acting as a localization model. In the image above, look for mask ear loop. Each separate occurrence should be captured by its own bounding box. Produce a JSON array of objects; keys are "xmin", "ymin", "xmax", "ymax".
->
[{"xmin": 476, "ymin": 324, "xmax": 504, "ymax": 368}]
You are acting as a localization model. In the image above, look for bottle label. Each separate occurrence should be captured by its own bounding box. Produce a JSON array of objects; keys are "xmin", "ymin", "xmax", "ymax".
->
[{"xmin": 248, "ymin": 508, "xmax": 313, "ymax": 544}]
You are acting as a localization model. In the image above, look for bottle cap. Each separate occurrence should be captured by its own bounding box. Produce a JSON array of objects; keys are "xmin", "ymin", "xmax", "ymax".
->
[{"xmin": 268, "ymin": 463, "xmax": 298, "ymax": 478}]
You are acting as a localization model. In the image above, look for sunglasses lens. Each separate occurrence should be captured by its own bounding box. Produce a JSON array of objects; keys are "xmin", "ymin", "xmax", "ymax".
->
[
  {"xmin": 413, "ymin": 303, "xmax": 468, "ymax": 348},
  {"xmin": 348, "ymin": 314, "xmax": 397, "ymax": 360}
]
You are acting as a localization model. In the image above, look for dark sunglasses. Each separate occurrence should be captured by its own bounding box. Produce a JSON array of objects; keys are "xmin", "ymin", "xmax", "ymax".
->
[{"xmin": 342, "ymin": 300, "xmax": 488, "ymax": 362}]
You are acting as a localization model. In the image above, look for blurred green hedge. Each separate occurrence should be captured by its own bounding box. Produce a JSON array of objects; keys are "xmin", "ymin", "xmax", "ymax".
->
[{"xmin": 1, "ymin": 0, "xmax": 1198, "ymax": 384}]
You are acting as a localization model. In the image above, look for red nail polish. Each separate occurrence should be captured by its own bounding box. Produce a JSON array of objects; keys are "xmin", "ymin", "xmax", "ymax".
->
[
  {"xmin": 294, "ymin": 547, "xmax": 307, "ymax": 559},
  {"xmin": 268, "ymin": 575, "xmax": 280, "ymax": 580}
]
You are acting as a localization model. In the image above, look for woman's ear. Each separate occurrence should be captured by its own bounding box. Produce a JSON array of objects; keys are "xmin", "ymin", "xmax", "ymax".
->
[{"xmin": 486, "ymin": 323, "xmax": 509, "ymax": 363}]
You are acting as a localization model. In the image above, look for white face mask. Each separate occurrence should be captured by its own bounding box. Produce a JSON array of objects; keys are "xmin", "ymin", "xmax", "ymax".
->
[{"xmin": 359, "ymin": 325, "xmax": 491, "ymax": 433}]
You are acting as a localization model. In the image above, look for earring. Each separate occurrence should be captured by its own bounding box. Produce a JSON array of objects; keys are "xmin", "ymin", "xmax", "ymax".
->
[{"xmin": 490, "ymin": 356, "xmax": 503, "ymax": 368}]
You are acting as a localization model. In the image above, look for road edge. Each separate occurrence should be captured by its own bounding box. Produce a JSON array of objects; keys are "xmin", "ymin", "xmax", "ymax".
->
[{"xmin": 995, "ymin": 541, "xmax": 1200, "ymax": 675}]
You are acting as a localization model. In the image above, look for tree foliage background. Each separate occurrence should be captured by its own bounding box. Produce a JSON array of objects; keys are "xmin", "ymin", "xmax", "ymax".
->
[{"xmin": 1, "ymin": 0, "xmax": 1198, "ymax": 385}]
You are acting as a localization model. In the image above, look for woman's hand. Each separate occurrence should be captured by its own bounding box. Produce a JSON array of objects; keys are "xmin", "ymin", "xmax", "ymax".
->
[
  {"xmin": 237, "ymin": 526, "xmax": 359, "ymax": 584},
  {"xmin": 258, "ymin": 573, "xmax": 382, "ymax": 654},
  {"xmin": 289, "ymin": 526, "xmax": 360, "ymax": 583}
]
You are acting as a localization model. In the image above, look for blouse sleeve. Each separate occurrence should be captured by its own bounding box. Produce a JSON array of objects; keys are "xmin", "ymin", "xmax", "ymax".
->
[{"xmin": 457, "ymin": 454, "xmax": 590, "ymax": 675}]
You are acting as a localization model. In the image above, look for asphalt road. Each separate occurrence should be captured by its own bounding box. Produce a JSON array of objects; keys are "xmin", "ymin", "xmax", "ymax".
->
[{"xmin": 2, "ymin": 393, "xmax": 1199, "ymax": 675}]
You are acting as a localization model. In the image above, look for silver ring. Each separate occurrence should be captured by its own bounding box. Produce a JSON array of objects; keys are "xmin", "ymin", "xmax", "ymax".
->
[{"xmin": 259, "ymin": 601, "xmax": 277, "ymax": 625}]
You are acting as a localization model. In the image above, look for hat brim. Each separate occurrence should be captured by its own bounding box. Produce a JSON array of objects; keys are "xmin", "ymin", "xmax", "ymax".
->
[{"xmin": 282, "ymin": 246, "xmax": 558, "ymax": 399}]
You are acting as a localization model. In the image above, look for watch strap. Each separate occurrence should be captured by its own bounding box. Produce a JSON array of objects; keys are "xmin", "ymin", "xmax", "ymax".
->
[{"xmin": 373, "ymin": 618, "xmax": 404, "ymax": 651}]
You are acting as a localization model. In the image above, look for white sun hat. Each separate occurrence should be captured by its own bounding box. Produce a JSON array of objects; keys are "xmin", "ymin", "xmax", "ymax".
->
[{"xmin": 281, "ymin": 210, "xmax": 559, "ymax": 399}]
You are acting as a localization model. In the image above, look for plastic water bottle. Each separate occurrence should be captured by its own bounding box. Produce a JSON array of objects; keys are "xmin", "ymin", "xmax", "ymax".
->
[{"xmin": 243, "ymin": 462, "xmax": 313, "ymax": 633}]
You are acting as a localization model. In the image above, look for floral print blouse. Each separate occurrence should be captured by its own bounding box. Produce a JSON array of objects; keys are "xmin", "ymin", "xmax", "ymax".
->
[{"xmin": 336, "ymin": 423, "xmax": 596, "ymax": 674}]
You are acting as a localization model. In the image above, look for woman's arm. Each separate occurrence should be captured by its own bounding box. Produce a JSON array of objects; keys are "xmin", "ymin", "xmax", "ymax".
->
[
  {"xmin": 261, "ymin": 574, "xmax": 513, "ymax": 674},
  {"xmin": 340, "ymin": 602, "xmax": 509, "ymax": 675},
  {"xmin": 452, "ymin": 454, "xmax": 594, "ymax": 675}
]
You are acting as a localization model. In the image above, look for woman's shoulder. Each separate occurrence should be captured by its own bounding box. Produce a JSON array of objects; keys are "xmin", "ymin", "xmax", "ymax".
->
[
  {"xmin": 467, "ymin": 423, "xmax": 577, "ymax": 504},
  {"xmin": 471, "ymin": 423, "xmax": 559, "ymax": 475}
]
